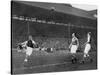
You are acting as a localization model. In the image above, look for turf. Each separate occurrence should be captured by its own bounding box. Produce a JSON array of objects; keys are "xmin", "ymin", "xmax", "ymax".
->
[{"xmin": 11, "ymin": 49, "xmax": 97, "ymax": 74}]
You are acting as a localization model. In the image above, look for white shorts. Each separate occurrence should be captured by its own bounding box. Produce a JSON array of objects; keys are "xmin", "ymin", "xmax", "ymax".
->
[
  {"xmin": 25, "ymin": 47, "xmax": 33, "ymax": 56},
  {"xmin": 70, "ymin": 45, "xmax": 78, "ymax": 53},
  {"xmin": 84, "ymin": 43, "xmax": 91, "ymax": 54}
]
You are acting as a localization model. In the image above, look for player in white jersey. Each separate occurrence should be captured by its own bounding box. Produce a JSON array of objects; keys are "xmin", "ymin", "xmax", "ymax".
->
[
  {"xmin": 69, "ymin": 33, "xmax": 79, "ymax": 63},
  {"xmin": 69, "ymin": 33, "xmax": 79, "ymax": 54},
  {"xmin": 20, "ymin": 35, "xmax": 37, "ymax": 62},
  {"xmin": 83, "ymin": 32, "xmax": 91, "ymax": 58},
  {"xmin": 80, "ymin": 32, "xmax": 93, "ymax": 64}
]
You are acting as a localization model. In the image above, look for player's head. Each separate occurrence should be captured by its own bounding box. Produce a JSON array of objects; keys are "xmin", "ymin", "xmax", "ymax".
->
[{"xmin": 28, "ymin": 35, "xmax": 32, "ymax": 40}]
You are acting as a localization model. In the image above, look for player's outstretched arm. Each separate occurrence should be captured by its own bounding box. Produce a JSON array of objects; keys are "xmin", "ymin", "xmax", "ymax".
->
[{"xmin": 21, "ymin": 41, "xmax": 27, "ymax": 45}]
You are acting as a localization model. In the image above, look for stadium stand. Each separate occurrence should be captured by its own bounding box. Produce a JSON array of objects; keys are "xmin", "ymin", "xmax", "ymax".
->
[{"xmin": 11, "ymin": 1, "xmax": 97, "ymax": 52}]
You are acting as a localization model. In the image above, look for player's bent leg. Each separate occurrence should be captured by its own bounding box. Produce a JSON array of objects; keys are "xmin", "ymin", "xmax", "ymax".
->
[
  {"xmin": 71, "ymin": 53, "xmax": 77, "ymax": 64},
  {"xmin": 24, "ymin": 54, "xmax": 29, "ymax": 62},
  {"xmin": 80, "ymin": 44, "xmax": 90, "ymax": 64},
  {"xmin": 70, "ymin": 45, "xmax": 78, "ymax": 64},
  {"xmin": 24, "ymin": 47, "xmax": 33, "ymax": 62},
  {"xmin": 84, "ymin": 43, "xmax": 91, "ymax": 57},
  {"xmin": 80, "ymin": 52, "xmax": 87, "ymax": 64}
]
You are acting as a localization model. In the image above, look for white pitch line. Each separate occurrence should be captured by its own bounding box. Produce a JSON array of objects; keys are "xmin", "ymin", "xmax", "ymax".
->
[{"xmin": 13, "ymin": 61, "xmax": 71, "ymax": 71}]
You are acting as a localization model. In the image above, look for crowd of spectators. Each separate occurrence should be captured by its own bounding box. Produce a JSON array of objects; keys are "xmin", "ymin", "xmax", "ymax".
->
[{"xmin": 12, "ymin": 35, "xmax": 97, "ymax": 52}]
